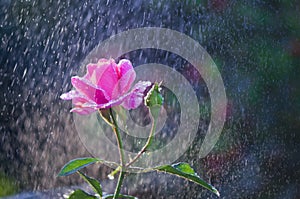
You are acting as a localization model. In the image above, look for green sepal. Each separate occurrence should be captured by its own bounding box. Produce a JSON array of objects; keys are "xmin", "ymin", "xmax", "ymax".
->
[
  {"xmin": 98, "ymin": 109, "xmax": 113, "ymax": 126},
  {"xmin": 144, "ymin": 82, "xmax": 164, "ymax": 107},
  {"xmin": 68, "ymin": 189, "xmax": 97, "ymax": 199},
  {"xmin": 58, "ymin": 157, "xmax": 101, "ymax": 176},
  {"xmin": 77, "ymin": 171, "xmax": 102, "ymax": 197},
  {"xmin": 155, "ymin": 162, "xmax": 220, "ymax": 197}
]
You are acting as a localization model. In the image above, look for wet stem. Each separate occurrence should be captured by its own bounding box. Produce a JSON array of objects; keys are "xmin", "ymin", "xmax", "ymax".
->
[
  {"xmin": 125, "ymin": 110, "xmax": 158, "ymax": 167},
  {"xmin": 107, "ymin": 106, "xmax": 159, "ymax": 198},
  {"xmin": 109, "ymin": 108, "xmax": 125, "ymax": 199}
]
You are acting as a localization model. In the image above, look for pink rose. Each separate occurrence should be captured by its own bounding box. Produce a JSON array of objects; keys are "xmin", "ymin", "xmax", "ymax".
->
[{"xmin": 60, "ymin": 58, "xmax": 151, "ymax": 115}]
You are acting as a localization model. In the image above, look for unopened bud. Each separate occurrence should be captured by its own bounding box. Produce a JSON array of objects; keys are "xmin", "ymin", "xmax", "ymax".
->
[
  {"xmin": 144, "ymin": 82, "xmax": 164, "ymax": 119},
  {"xmin": 144, "ymin": 82, "xmax": 164, "ymax": 107}
]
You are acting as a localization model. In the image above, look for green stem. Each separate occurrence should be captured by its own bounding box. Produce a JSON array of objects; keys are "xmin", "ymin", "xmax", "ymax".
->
[
  {"xmin": 110, "ymin": 108, "xmax": 125, "ymax": 166},
  {"xmin": 109, "ymin": 108, "xmax": 125, "ymax": 199},
  {"xmin": 108, "ymin": 166, "xmax": 121, "ymax": 180},
  {"xmin": 125, "ymin": 107, "xmax": 158, "ymax": 167},
  {"xmin": 113, "ymin": 169, "xmax": 125, "ymax": 199}
]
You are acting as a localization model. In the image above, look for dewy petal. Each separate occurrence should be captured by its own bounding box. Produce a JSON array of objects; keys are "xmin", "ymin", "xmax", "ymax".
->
[
  {"xmin": 82, "ymin": 93, "xmax": 128, "ymax": 110},
  {"xmin": 122, "ymin": 81, "xmax": 152, "ymax": 110},
  {"xmin": 60, "ymin": 90, "xmax": 97, "ymax": 115},
  {"xmin": 60, "ymin": 90, "xmax": 94, "ymax": 105},
  {"xmin": 70, "ymin": 107, "xmax": 96, "ymax": 115},
  {"xmin": 71, "ymin": 96, "xmax": 97, "ymax": 115},
  {"xmin": 61, "ymin": 58, "xmax": 146, "ymax": 115},
  {"xmin": 71, "ymin": 76, "xmax": 96, "ymax": 99},
  {"xmin": 116, "ymin": 59, "xmax": 136, "ymax": 95},
  {"xmin": 85, "ymin": 63, "xmax": 98, "ymax": 80},
  {"xmin": 86, "ymin": 59, "xmax": 114, "ymax": 85},
  {"xmin": 81, "ymin": 83, "xmax": 146, "ymax": 110},
  {"xmin": 117, "ymin": 59, "xmax": 135, "ymax": 78},
  {"xmin": 96, "ymin": 97, "xmax": 125, "ymax": 109},
  {"xmin": 71, "ymin": 76, "xmax": 109, "ymax": 104},
  {"xmin": 60, "ymin": 90, "xmax": 78, "ymax": 100},
  {"xmin": 93, "ymin": 59, "xmax": 120, "ymax": 99},
  {"xmin": 110, "ymin": 69, "xmax": 136, "ymax": 100}
]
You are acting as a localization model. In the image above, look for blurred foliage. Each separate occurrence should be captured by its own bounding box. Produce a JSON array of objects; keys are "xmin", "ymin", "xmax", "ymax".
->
[{"xmin": 0, "ymin": 172, "xmax": 18, "ymax": 197}]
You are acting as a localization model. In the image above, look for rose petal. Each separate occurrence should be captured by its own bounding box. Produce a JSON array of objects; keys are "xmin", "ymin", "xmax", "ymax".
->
[
  {"xmin": 60, "ymin": 90, "xmax": 78, "ymax": 100},
  {"xmin": 93, "ymin": 59, "xmax": 120, "ymax": 99},
  {"xmin": 72, "ymin": 96, "xmax": 90, "ymax": 106},
  {"xmin": 116, "ymin": 59, "xmax": 136, "ymax": 95},
  {"xmin": 60, "ymin": 90, "xmax": 94, "ymax": 105},
  {"xmin": 86, "ymin": 59, "xmax": 115, "ymax": 85},
  {"xmin": 71, "ymin": 76, "xmax": 109, "ymax": 104},
  {"xmin": 70, "ymin": 96, "xmax": 97, "ymax": 115},
  {"xmin": 61, "ymin": 58, "xmax": 147, "ymax": 115},
  {"xmin": 84, "ymin": 95, "xmax": 127, "ymax": 110},
  {"xmin": 70, "ymin": 107, "xmax": 96, "ymax": 115},
  {"xmin": 122, "ymin": 81, "xmax": 152, "ymax": 110}
]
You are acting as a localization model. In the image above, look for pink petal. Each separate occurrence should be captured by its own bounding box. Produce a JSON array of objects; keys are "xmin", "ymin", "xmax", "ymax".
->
[
  {"xmin": 72, "ymin": 96, "xmax": 90, "ymax": 106},
  {"xmin": 97, "ymin": 98, "xmax": 125, "ymax": 109},
  {"xmin": 122, "ymin": 81, "xmax": 152, "ymax": 110},
  {"xmin": 92, "ymin": 59, "xmax": 120, "ymax": 99},
  {"xmin": 85, "ymin": 63, "xmax": 98, "ymax": 80},
  {"xmin": 117, "ymin": 59, "xmax": 134, "ymax": 78},
  {"xmin": 71, "ymin": 76, "xmax": 95, "ymax": 99},
  {"xmin": 60, "ymin": 90, "xmax": 79, "ymax": 100},
  {"xmin": 84, "ymin": 95, "xmax": 127, "ymax": 110},
  {"xmin": 60, "ymin": 90, "xmax": 96, "ymax": 105},
  {"xmin": 71, "ymin": 96, "xmax": 97, "ymax": 115},
  {"xmin": 71, "ymin": 76, "xmax": 109, "ymax": 104},
  {"xmin": 61, "ymin": 58, "xmax": 145, "ymax": 115},
  {"xmin": 116, "ymin": 59, "xmax": 136, "ymax": 95},
  {"xmin": 70, "ymin": 107, "xmax": 96, "ymax": 115},
  {"xmin": 86, "ymin": 59, "xmax": 115, "ymax": 84}
]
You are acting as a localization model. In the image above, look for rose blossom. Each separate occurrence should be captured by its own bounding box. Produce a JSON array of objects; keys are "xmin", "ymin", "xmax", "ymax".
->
[{"xmin": 60, "ymin": 58, "xmax": 151, "ymax": 115}]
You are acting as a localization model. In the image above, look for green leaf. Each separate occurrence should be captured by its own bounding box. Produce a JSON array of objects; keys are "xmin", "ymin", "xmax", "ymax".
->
[
  {"xmin": 77, "ymin": 171, "xmax": 102, "ymax": 197},
  {"xmin": 103, "ymin": 193, "xmax": 138, "ymax": 199},
  {"xmin": 155, "ymin": 162, "xmax": 220, "ymax": 197},
  {"xmin": 68, "ymin": 189, "xmax": 97, "ymax": 199},
  {"xmin": 58, "ymin": 157, "xmax": 101, "ymax": 176}
]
